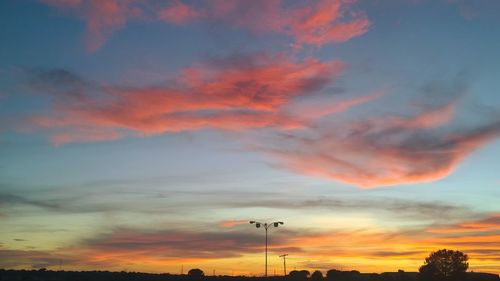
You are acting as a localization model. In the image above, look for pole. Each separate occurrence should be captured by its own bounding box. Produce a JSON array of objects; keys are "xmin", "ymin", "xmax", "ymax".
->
[
  {"xmin": 283, "ymin": 255, "xmax": 286, "ymax": 276},
  {"xmin": 279, "ymin": 254, "xmax": 288, "ymax": 276},
  {"xmin": 265, "ymin": 225, "xmax": 268, "ymax": 277}
]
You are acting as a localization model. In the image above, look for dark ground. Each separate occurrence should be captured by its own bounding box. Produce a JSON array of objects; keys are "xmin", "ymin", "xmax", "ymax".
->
[{"xmin": 1, "ymin": 269, "xmax": 499, "ymax": 281}]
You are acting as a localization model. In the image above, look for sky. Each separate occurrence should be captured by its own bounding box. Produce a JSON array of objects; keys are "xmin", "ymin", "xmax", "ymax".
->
[{"xmin": 1, "ymin": 0, "xmax": 500, "ymax": 276}]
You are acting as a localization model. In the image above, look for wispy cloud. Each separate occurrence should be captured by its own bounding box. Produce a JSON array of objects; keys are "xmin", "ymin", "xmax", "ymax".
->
[
  {"xmin": 260, "ymin": 114, "xmax": 500, "ymax": 187},
  {"xmin": 428, "ymin": 213, "xmax": 500, "ymax": 234},
  {"xmin": 0, "ymin": 183, "xmax": 475, "ymax": 224},
  {"xmin": 0, "ymin": 183, "xmax": 498, "ymax": 272},
  {"xmin": 3, "ymin": 215, "xmax": 500, "ymax": 273},
  {"xmin": 23, "ymin": 53, "xmax": 358, "ymax": 144},
  {"xmin": 218, "ymin": 220, "xmax": 249, "ymax": 228},
  {"xmin": 0, "ymin": 193, "xmax": 61, "ymax": 210},
  {"xmin": 0, "ymin": 248, "xmax": 75, "ymax": 269},
  {"xmin": 158, "ymin": 0, "xmax": 206, "ymax": 25},
  {"xmin": 157, "ymin": 0, "xmax": 370, "ymax": 48},
  {"xmin": 41, "ymin": 0, "xmax": 144, "ymax": 52},
  {"xmin": 78, "ymin": 228, "xmax": 300, "ymax": 259},
  {"xmin": 256, "ymin": 75, "xmax": 500, "ymax": 187},
  {"xmin": 0, "ymin": 227, "xmax": 301, "ymax": 270},
  {"xmin": 41, "ymin": 0, "xmax": 369, "ymax": 51}
]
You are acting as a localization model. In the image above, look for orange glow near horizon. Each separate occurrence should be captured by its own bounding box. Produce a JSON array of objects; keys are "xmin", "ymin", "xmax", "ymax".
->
[{"xmin": 4, "ymin": 214, "xmax": 500, "ymax": 275}]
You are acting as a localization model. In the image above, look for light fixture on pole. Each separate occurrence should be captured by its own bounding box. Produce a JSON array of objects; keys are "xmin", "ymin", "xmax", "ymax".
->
[{"xmin": 249, "ymin": 220, "xmax": 284, "ymax": 277}]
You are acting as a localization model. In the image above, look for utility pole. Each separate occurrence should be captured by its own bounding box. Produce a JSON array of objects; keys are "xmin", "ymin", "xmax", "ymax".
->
[{"xmin": 279, "ymin": 254, "xmax": 288, "ymax": 276}]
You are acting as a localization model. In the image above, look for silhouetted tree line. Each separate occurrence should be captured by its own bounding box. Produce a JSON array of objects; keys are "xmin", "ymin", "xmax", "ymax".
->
[{"xmin": 1, "ymin": 249, "xmax": 499, "ymax": 281}]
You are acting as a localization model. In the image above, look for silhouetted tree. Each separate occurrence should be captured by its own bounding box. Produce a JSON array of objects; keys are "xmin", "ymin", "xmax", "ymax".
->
[
  {"xmin": 418, "ymin": 249, "xmax": 468, "ymax": 281},
  {"xmin": 326, "ymin": 269, "xmax": 362, "ymax": 281},
  {"xmin": 188, "ymin": 268, "xmax": 205, "ymax": 279},
  {"xmin": 311, "ymin": 270, "xmax": 324, "ymax": 281},
  {"xmin": 289, "ymin": 270, "xmax": 310, "ymax": 281},
  {"xmin": 326, "ymin": 269, "xmax": 342, "ymax": 280}
]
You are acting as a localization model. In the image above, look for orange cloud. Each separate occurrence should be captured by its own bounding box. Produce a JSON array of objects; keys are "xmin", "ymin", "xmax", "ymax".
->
[
  {"xmin": 428, "ymin": 213, "xmax": 500, "ymax": 234},
  {"xmin": 218, "ymin": 220, "xmax": 249, "ymax": 228}
]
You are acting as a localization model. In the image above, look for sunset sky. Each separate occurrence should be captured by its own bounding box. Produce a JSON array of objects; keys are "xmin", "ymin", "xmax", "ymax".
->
[{"xmin": 1, "ymin": 0, "xmax": 500, "ymax": 276}]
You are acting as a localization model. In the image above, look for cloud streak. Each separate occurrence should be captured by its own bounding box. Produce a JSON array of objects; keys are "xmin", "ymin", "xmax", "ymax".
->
[
  {"xmin": 41, "ymin": 0, "xmax": 143, "ymax": 51},
  {"xmin": 24, "ymin": 53, "xmax": 374, "ymax": 145},
  {"xmin": 158, "ymin": 0, "xmax": 370, "ymax": 48},
  {"xmin": 3, "ymin": 214, "xmax": 500, "ymax": 274},
  {"xmin": 428, "ymin": 213, "xmax": 500, "ymax": 234},
  {"xmin": 259, "ymin": 97, "xmax": 500, "ymax": 187},
  {"xmin": 1, "ymin": 182, "xmax": 474, "ymax": 224},
  {"xmin": 41, "ymin": 0, "xmax": 369, "ymax": 51},
  {"xmin": 218, "ymin": 220, "xmax": 249, "ymax": 228}
]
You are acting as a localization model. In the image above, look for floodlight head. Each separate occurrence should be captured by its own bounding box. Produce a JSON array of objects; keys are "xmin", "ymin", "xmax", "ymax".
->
[
  {"xmin": 256, "ymin": 223, "xmax": 261, "ymax": 228},
  {"xmin": 249, "ymin": 221, "xmax": 255, "ymax": 224},
  {"xmin": 273, "ymin": 221, "xmax": 284, "ymax": 227}
]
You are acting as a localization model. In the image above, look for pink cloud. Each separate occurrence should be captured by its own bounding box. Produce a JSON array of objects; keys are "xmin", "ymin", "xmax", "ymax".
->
[
  {"xmin": 161, "ymin": 0, "xmax": 371, "ymax": 48},
  {"xmin": 158, "ymin": 0, "xmax": 205, "ymax": 25},
  {"xmin": 259, "ymin": 102, "xmax": 500, "ymax": 188},
  {"xmin": 382, "ymin": 102, "xmax": 456, "ymax": 129},
  {"xmin": 287, "ymin": 1, "xmax": 370, "ymax": 47},
  {"xmin": 285, "ymin": 89, "xmax": 386, "ymax": 121},
  {"xmin": 42, "ymin": 0, "xmax": 143, "ymax": 51},
  {"xmin": 207, "ymin": 0, "xmax": 286, "ymax": 33},
  {"xmin": 83, "ymin": 0, "xmax": 143, "ymax": 52},
  {"xmin": 27, "ymin": 54, "xmax": 346, "ymax": 144},
  {"xmin": 41, "ymin": 0, "xmax": 370, "ymax": 51}
]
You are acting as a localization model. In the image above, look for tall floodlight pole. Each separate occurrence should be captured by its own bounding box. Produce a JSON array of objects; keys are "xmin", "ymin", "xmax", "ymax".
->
[
  {"xmin": 279, "ymin": 254, "xmax": 288, "ymax": 276},
  {"xmin": 249, "ymin": 220, "xmax": 284, "ymax": 277}
]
